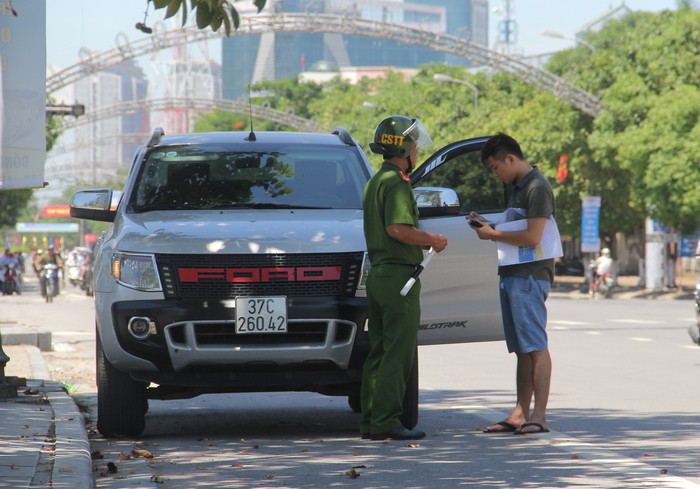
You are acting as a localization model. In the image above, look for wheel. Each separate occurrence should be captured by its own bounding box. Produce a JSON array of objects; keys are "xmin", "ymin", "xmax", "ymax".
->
[
  {"xmin": 399, "ymin": 346, "xmax": 419, "ymax": 430},
  {"xmin": 96, "ymin": 331, "xmax": 147, "ymax": 437}
]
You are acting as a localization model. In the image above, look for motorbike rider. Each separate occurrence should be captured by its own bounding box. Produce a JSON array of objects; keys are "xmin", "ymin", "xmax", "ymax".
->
[
  {"xmin": 0, "ymin": 248, "xmax": 21, "ymax": 293},
  {"xmin": 37, "ymin": 246, "xmax": 64, "ymax": 297},
  {"xmin": 592, "ymin": 247, "xmax": 615, "ymax": 288}
]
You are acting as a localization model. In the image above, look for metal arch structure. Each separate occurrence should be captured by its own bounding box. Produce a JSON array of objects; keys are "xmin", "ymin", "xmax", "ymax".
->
[
  {"xmin": 47, "ymin": 13, "xmax": 602, "ymax": 117},
  {"xmin": 56, "ymin": 97, "xmax": 330, "ymax": 134}
]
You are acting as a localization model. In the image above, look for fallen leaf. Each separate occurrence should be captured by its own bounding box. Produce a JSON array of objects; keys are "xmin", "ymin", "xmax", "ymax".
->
[
  {"xmin": 345, "ymin": 468, "xmax": 360, "ymax": 479},
  {"xmin": 10, "ymin": 464, "xmax": 17, "ymax": 470},
  {"xmin": 267, "ymin": 474, "xmax": 275, "ymax": 479},
  {"xmin": 233, "ymin": 464, "xmax": 244, "ymax": 467},
  {"xmin": 643, "ymin": 453, "xmax": 658, "ymax": 457},
  {"xmin": 196, "ymin": 467, "xmax": 207, "ymax": 470},
  {"xmin": 353, "ymin": 452, "xmax": 360, "ymax": 456},
  {"xmin": 58, "ymin": 467, "xmax": 74, "ymax": 472},
  {"xmin": 106, "ymin": 462, "xmax": 118, "ymax": 473},
  {"xmin": 239, "ymin": 449, "xmax": 250, "ymax": 454},
  {"xmin": 22, "ymin": 425, "xmax": 29, "ymax": 429},
  {"xmin": 91, "ymin": 451, "xmax": 104, "ymax": 460},
  {"xmin": 253, "ymin": 445, "xmax": 259, "ymax": 449},
  {"xmin": 118, "ymin": 452, "xmax": 131, "ymax": 461},
  {"xmin": 300, "ymin": 449, "xmax": 310, "ymax": 452},
  {"xmin": 661, "ymin": 469, "xmax": 668, "ymax": 474},
  {"xmin": 131, "ymin": 449, "xmax": 154, "ymax": 459},
  {"xmin": 405, "ymin": 444, "xmax": 420, "ymax": 448},
  {"xmin": 570, "ymin": 455, "xmax": 580, "ymax": 459}
]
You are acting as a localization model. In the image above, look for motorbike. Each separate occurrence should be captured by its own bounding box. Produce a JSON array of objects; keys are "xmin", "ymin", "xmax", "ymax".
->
[
  {"xmin": 66, "ymin": 263, "xmax": 82, "ymax": 287},
  {"xmin": 1, "ymin": 262, "xmax": 20, "ymax": 295},
  {"xmin": 589, "ymin": 262, "xmax": 615, "ymax": 299},
  {"xmin": 41, "ymin": 263, "xmax": 60, "ymax": 303}
]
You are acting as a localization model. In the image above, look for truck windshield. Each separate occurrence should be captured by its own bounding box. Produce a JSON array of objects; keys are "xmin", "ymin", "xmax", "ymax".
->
[{"xmin": 129, "ymin": 144, "xmax": 369, "ymax": 212}]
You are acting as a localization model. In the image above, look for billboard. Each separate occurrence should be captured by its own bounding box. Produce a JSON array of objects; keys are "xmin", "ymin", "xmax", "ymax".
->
[{"xmin": 0, "ymin": 1, "xmax": 46, "ymax": 189}]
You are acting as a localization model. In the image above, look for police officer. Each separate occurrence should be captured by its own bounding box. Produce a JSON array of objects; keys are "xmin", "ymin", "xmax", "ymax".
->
[{"xmin": 360, "ymin": 115, "xmax": 448, "ymax": 440}]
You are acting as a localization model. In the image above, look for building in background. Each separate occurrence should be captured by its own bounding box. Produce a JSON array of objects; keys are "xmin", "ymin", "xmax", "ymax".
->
[
  {"xmin": 42, "ymin": 59, "xmax": 148, "ymax": 205},
  {"xmin": 222, "ymin": 0, "xmax": 488, "ymax": 99},
  {"xmin": 156, "ymin": 48, "xmax": 223, "ymax": 134}
]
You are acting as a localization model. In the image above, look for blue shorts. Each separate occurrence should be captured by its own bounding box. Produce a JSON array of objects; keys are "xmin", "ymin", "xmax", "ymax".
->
[{"xmin": 499, "ymin": 275, "xmax": 550, "ymax": 353}]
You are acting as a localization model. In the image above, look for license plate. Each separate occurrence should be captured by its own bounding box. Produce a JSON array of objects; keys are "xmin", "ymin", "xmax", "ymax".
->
[{"xmin": 235, "ymin": 297, "xmax": 287, "ymax": 334}]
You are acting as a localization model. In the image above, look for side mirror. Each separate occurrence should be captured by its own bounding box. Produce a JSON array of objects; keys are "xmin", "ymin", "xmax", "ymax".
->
[
  {"xmin": 70, "ymin": 189, "xmax": 117, "ymax": 222},
  {"xmin": 414, "ymin": 187, "xmax": 461, "ymax": 217}
]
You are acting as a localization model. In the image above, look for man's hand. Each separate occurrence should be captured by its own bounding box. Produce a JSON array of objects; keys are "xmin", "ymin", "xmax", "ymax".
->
[{"xmin": 431, "ymin": 234, "xmax": 448, "ymax": 253}]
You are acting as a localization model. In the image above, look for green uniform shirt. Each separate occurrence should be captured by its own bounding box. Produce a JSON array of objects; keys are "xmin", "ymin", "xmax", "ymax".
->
[{"xmin": 362, "ymin": 163, "xmax": 423, "ymax": 267}]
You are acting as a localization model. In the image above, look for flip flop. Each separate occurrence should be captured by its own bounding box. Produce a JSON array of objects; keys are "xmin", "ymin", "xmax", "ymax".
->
[
  {"xmin": 483, "ymin": 421, "xmax": 517, "ymax": 433},
  {"xmin": 514, "ymin": 422, "xmax": 550, "ymax": 435}
]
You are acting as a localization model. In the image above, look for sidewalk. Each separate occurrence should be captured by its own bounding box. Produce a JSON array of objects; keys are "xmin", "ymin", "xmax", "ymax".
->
[
  {"xmin": 0, "ymin": 344, "xmax": 92, "ymax": 489},
  {"xmin": 550, "ymin": 274, "xmax": 696, "ymax": 300}
]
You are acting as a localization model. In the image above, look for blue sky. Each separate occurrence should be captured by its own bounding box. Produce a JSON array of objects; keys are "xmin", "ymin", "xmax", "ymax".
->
[{"xmin": 46, "ymin": 0, "xmax": 679, "ymax": 68}]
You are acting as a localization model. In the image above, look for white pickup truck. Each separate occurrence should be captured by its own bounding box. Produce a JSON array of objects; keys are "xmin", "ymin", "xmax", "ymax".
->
[{"xmin": 70, "ymin": 127, "xmax": 505, "ymax": 437}]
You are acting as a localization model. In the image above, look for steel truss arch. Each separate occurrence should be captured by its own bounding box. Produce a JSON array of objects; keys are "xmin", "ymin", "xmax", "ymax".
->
[
  {"xmin": 56, "ymin": 97, "xmax": 330, "ymax": 134},
  {"xmin": 47, "ymin": 13, "xmax": 601, "ymax": 117}
]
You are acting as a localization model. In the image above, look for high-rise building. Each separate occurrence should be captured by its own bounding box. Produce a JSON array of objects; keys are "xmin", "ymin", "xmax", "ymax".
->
[{"xmin": 222, "ymin": 0, "xmax": 488, "ymax": 100}]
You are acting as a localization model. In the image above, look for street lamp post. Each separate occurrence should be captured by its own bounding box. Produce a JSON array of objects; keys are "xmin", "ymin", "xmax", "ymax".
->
[
  {"xmin": 433, "ymin": 73, "xmax": 479, "ymax": 108},
  {"xmin": 541, "ymin": 30, "xmax": 596, "ymax": 54}
]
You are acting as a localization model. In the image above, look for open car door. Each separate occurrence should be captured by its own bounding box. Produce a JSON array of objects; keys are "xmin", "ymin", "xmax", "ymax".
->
[{"xmin": 411, "ymin": 137, "xmax": 506, "ymax": 346}]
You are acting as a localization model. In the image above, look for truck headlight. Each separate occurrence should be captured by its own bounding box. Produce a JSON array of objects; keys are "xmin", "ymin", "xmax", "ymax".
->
[{"xmin": 111, "ymin": 252, "xmax": 162, "ymax": 291}]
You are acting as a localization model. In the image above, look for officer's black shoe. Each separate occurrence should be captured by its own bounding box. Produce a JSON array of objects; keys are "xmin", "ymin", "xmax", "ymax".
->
[{"xmin": 370, "ymin": 426, "xmax": 426, "ymax": 440}]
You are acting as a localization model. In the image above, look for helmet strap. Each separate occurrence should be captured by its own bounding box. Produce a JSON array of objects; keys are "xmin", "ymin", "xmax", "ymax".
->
[{"xmin": 405, "ymin": 155, "xmax": 414, "ymax": 174}]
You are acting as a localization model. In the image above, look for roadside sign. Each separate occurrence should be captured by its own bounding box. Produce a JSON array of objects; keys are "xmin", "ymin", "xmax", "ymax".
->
[
  {"xmin": 42, "ymin": 205, "xmax": 71, "ymax": 218},
  {"xmin": 581, "ymin": 196, "xmax": 601, "ymax": 253}
]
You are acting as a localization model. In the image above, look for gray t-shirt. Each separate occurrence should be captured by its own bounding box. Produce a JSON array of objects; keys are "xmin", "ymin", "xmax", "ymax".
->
[{"xmin": 498, "ymin": 166, "xmax": 555, "ymax": 283}]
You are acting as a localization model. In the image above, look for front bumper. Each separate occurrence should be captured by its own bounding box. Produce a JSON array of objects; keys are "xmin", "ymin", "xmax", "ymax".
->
[{"xmin": 110, "ymin": 296, "xmax": 369, "ymax": 374}]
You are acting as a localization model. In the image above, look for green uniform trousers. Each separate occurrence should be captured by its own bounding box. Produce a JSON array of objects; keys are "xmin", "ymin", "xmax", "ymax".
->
[{"xmin": 360, "ymin": 264, "xmax": 421, "ymax": 435}]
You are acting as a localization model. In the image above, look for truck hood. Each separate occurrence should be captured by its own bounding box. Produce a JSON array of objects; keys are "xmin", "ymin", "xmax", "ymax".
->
[{"xmin": 113, "ymin": 209, "xmax": 366, "ymax": 254}]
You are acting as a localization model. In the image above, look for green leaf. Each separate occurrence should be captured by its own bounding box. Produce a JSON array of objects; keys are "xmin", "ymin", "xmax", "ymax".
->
[
  {"xmin": 196, "ymin": 2, "xmax": 213, "ymax": 29},
  {"xmin": 164, "ymin": 0, "xmax": 182, "ymax": 19},
  {"xmin": 153, "ymin": 0, "xmax": 170, "ymax": 8},
  {"xmin": 253, "ymin": 0, "xmax": 266, "ymax": 13},
  {"xmin": 229, "ymin": 6, "xmax": 239, "ymax": 31}
]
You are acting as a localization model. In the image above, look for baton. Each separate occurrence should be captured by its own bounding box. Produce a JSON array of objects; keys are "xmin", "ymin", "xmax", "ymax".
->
[{"xmin": 400, "ymin": 248, "xmax": 436, "ymax": 296}]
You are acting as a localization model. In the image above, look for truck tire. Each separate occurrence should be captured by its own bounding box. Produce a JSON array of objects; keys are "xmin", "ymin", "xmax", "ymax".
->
[
  {"xmin": 96, "ymin": 332, "xmax": 147, "ymax": 437},
  {"xmin": 399, "ymin": 346, "xmax": 419, "ymax": 429}
]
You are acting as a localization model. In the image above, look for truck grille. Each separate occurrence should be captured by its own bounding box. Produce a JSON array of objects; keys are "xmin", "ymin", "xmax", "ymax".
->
[{"xmin": 155, "ymin": 252, "xmax": 364, "ymax": 299}]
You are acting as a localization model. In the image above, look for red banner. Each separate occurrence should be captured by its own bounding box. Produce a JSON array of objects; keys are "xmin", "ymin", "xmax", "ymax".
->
[{"xmin": 42, "ymin": 205, "xmax": 71, "ymax": 218}]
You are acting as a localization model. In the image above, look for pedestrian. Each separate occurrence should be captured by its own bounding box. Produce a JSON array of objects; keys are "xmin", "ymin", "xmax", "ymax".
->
[
  {"xmin": 360, "ymin": 115, "xmax": 448, "ymax": 441},
  {"xmin": 468, "ymin": 132, "xmax": 556, "ymax": 435}
]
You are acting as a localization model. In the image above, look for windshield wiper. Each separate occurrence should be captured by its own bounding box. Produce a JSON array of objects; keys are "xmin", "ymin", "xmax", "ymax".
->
[{"xmin": 209, "ymin": 202, "xmax": 331, "ymax": 210}]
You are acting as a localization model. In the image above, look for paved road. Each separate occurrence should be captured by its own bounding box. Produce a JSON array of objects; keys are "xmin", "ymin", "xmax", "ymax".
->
[{"xmin": 4, "ymin": 277, "xmax": 699, "ymax": 488}]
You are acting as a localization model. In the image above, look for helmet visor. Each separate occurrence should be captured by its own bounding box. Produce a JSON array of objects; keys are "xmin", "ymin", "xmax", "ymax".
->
[{"xmin": 403, "ymin": 119, "xmax": 432, "ymax": 150}]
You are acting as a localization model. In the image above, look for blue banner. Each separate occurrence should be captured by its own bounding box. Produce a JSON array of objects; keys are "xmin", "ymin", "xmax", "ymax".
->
[{"xmin": 581, "ymin": 196, "xmax": 601, "ymax": 253}]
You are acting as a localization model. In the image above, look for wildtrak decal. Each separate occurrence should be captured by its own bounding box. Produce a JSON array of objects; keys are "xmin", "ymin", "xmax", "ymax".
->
[{"xmin": 419, "ymin": 320, "xmax": 469, "ymax": 330}]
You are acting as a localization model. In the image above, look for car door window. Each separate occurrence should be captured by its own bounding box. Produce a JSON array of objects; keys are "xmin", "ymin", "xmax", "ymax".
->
[{"xmin": 412, "ymin": 138, "xmax": 507, "ymax": 214}]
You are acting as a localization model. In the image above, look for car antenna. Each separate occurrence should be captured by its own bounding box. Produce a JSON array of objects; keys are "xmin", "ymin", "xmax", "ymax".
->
[{"xmin": 246, "ymin": 84, "xmax": 256, "ymax": 141}]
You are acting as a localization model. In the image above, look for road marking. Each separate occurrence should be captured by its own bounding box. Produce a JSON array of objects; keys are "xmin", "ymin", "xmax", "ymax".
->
[
  {"xmin": 465, "ymin": 408, "xmax": 700, "ymax": 489},
  {"xmin": 585, "ymin": 331, "xmax": 602, "ymax": 335},
  {"xmin": 611, "ymin": 319, "xmax": 666, "ymax": 325},
  {"xmin": 629, "ymin": 337, "xmax": 653, "ymax": 342},
  {"xmin": 550, "ymin": 320, "xmax": 595, "ymax": 326}
]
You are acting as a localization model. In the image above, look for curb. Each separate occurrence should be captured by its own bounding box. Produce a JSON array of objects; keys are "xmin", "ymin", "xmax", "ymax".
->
[
  {"xmin": 1, "ymin": 327, "xmax": 52, "ymax": 351},
  {"xmin": 25, "ymin": 346, "xmax": 93, "ymax": 489}
]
